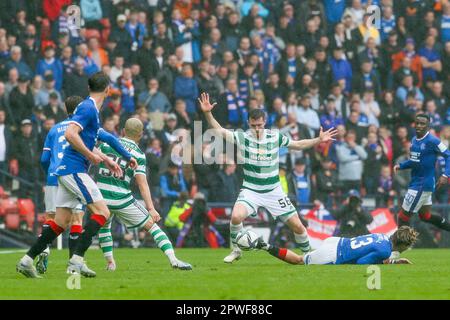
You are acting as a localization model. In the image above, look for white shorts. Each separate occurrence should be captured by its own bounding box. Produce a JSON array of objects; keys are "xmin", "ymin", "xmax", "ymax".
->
[
  {"xmin": 303, "ymin": 237, "xmax": 340, "ymax": 265},
  {"xmin": 235, "ymin": 186, "xmax": 297, "ymax": 222},
  {"xmin": 402, "ymin": 189, "xmax": 432, "ymax": 214},
  {"xmin": 45, "ymin": 186, "xmax": 83, "ymax": 213},
  {"xmin": 56, "ymin": 173, "xmax": 103, "ymax": 209},
  {"xmin": 104, "ymin": 199, "xmax": 151, "ymax": 229}
]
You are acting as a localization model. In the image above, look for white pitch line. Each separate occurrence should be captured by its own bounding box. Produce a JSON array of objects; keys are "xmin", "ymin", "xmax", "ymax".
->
[{"xmin": 0, "ymin": 249, "xmax": 27, "ymax": 254}]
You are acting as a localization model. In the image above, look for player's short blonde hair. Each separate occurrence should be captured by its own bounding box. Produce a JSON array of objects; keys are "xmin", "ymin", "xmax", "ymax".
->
[
  {"xmin": 124, "ymin": 118, "xmax": 143, "ymax": 138},
  {"xmin": 391, "ymin": 226, "xmax": 419, "ymax": 248}
]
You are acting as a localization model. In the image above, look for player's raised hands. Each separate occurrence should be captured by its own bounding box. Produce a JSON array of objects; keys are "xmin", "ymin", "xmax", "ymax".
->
[
  {"xmin": 198, "ymin": 92, "xmax": 217, "ymax": 113},
  {"xmin": 319, "ymin": 127, "xmax": 338, "ymax": 143}
]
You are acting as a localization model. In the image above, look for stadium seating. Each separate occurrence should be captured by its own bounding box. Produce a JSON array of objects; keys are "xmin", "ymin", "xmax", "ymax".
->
[
  {"xmin": 5, "ymin": 213, "xmax": 20, "ymax": 230},
  {"xmin": 17, "ymin": 199, "xmax": 35, "ymax": 230}
]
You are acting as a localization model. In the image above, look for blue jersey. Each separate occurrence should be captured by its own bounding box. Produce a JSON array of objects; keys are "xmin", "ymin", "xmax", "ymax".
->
[
  {"xmin": 399, "ymin": 132, "xmax": 450, "ymax": 192},
  {"xmin": 42, "ymin": 120, "xmax": 71, "ymax": 186},
  {"xmin": 336, "ymin": 234, "xmax": 392, "ymax": 265},
  {"xmin": 56, "ymin": 97, "xmax": 101, "ymax": 175}
]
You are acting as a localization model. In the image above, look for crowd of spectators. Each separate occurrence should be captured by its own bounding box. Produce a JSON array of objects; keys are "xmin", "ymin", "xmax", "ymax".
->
[{"xmin": 0, "ymin": 0, "xmax": 450, "ymax": 234}]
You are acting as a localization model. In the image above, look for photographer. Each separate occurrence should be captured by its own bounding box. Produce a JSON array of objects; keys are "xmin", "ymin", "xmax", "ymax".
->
[{"xmin": 332, "ymin": 190, "xmax": 373, "ymax": 238}]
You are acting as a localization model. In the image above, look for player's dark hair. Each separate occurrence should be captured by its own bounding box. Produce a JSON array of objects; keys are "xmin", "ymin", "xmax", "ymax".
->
[
  {"xmin": 248, "ymin": 108, "xmax": 266, "ymax": 121},
  {"xmin": 88, "ymin": 72, "xmax": 110, "ymax": 93},
  {"xmin": 65, "ymin": 96, "xmax": 83, "ymax": 115},
  {"xmin": 416, "ymin": 113, "xmax": 430, "ymax": 122}
]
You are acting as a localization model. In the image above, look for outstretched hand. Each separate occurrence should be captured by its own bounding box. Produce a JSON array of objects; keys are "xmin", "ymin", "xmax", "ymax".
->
[
  {"xmin": 198, "ymin": 92, "xmax": 217, "ymax": 113},
  {"xmin": 319, "ymin": 127, "xmax": 338, "ymax": 143}
]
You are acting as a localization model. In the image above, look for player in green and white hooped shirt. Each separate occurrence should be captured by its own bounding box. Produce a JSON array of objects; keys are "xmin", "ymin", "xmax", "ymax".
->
[
  {"xmin": 198, "ymin": 93, "xmax": 338, "ymax": 263},
  {"xmin": 96, "ymin": 118, "xmax": 192, "ymax": 270}
]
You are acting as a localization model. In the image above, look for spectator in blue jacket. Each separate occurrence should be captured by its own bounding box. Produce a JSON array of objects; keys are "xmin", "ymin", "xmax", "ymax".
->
[
  {"xmin": 329, "ymin": 47, "xmax": 352, "ymax": 94},
  {"xmin": 76, "ymin": 43, "xmax": 100, "ymax": 76},
  {"xmin": 287, "ymin": 158, "xmax": 311, "ymax": 208},
  {"xmin": 117, "ymin": 68, "xmax": 136, "ymax": 116},
  {"xmin": 174, "ymin": 63, "xmax": 199, "ymax": 119},
  {"xmin": 160, "ymin": 161, "xmax": 188, "ymax": 216},
  {"xmin": 36, "ymin": 46, "xmax": 63, "ymax": 91},
  {"xmin": 5, "ymin": 46, "xmax": 32, "ymax": 79},
  {"xmin": 323, "ymin": 0, "xmax": 346, "ymax": 30}
]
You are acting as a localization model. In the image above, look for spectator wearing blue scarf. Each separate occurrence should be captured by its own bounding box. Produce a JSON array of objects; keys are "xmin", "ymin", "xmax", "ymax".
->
[{"xmin": 320, "ymin": 96, "xmax": 344, "ymax": 131}]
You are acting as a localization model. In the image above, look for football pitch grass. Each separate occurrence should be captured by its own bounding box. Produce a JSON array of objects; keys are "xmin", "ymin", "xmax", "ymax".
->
[{"xmin": 1, "ymin": 248, "xmax": 449, "ymax": 300}]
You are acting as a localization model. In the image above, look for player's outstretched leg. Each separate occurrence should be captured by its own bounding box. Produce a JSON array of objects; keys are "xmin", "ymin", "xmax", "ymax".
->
[
  {"xmin": 98, "ymin": 218, "xmax": 116, "ymax": 271},
  {"xmin": 224, "ymin": 204, "xmax": 248, "ymax": 263},
  {"xmin": 17, "ymin": 209, "xmax": 71, "ymax": 278},
  {"xmin": 285, "ymin": 215, "xmax": 311, "ymax": 253},
  {"xmin": 419, "ymin": 207, "xmax": 450, "ymax": 231},
  {"xmin": 256, "ymin": 237, "xmax": 303, "ymax": 265},
  {"xmin": 147, "ymin": 223, "xmax": 192, "ymax": 270},
  {"xmin": 69, "ymin": 201, "xmax": 110, "ymax": 277}
]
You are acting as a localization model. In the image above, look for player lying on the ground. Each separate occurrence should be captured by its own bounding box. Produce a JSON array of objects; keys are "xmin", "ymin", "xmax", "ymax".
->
[
  {"xmin": 256, "ymin": 226, "xmax": 418, "ymax": 265},
  {"xmin": 394, "ymin": 113, "xmax": 450, "ymax": 231},
  {"xmin": 96, "ymin": 118, "xmax": 192, "ymax": 270},
  {"xmin": 36, "ymin": 95, "xmax": 136, "ymax": 275},
  {"xmin": 198, "ymin": 93, "xmax": 337, "ymax": 264},
  {"xmin": 17, "ymin": 72, "xmax": 138, "ymax": 278}
]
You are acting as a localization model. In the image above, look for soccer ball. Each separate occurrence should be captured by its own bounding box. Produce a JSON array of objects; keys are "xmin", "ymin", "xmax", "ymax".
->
[{"xmin": 235, "ymin": 229, "xmax": 259, "ymax": 251}]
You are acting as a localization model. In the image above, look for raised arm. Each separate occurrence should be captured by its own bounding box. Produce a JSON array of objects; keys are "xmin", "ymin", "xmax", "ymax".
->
[
  {"xmin": 198, "ymin": 92, "xmax": 234, "ymax": 143},
  {"xmin": 288, "ymin": 127, "xmax": 337, "ymax": 151},
  {"xmin": 97, "ymin": 128, "xmax": 137, "ymax": 169}
]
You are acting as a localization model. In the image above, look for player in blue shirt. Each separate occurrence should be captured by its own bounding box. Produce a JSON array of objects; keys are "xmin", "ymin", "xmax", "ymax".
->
[
  {"xmin": 393, "ymin": 114, "xmax": 450, "ymax": 232},
  {"xmin": 256, "ymin": 226, "xmax": 418, "ymax": 265},
  {"xmin": 35, "ymin": 95, "xmax": 134, "ymax": 275},
  {"xmin": 18, "ymin": 72, "xmax": 138, "ymax": 278}
]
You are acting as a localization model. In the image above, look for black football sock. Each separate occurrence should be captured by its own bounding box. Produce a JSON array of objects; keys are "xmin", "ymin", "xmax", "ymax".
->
[
  {"xmin": 420, "ymin": 212, "xmax": 450, "ymax": 231},
  {"xmin": 73, "ymin": 214, "xmax": 106, "ymax": 258},
  {"xmin": 27, "ymin": 220, "xmax": 64, "ymax": 259},
  {"xmin": 68, "ymin": 225, "xmax": 83, "ymax": 258},
  {"xmin": 268, "ymin": 246, "xmax": 288, "ymax": 261}
]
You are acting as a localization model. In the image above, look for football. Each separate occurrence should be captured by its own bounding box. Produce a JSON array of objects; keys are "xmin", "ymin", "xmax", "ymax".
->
[{"xmin": 235, "ymin": 229, "xmax": 260, "ymax": 251}]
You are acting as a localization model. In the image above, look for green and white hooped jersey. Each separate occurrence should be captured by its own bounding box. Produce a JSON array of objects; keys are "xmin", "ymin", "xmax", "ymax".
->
[
  {"xmin": 233, "ymin": 129, "xmax": 291, "ymax": 193},
  {"xmin": 97, "ymin": 137, "xmax": 146, "ymax": 209}
]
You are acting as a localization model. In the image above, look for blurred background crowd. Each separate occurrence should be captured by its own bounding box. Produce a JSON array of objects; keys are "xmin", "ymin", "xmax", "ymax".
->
[{"xmin": 0, "ymin": 0, "xmax": 449, "ymax": 247}]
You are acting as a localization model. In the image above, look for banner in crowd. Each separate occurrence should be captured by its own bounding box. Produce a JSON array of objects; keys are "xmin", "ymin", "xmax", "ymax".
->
[{"xmin": 300, "ymin": 207, "xmax": 398, "ymax": 249}]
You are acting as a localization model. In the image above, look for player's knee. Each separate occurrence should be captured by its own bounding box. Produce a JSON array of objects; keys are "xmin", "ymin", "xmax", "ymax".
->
[
  {"xmin": 143, "ymin": 219, "xmax": 154, "ymax": 231},
  {"xmin": 231, "ymin": 205, "xmax": 247, "ymax": 224},
  {"xmin": 70, "ymin": 212, "xmax": 84, "ymax": 226},
  {"xmin": 89, "ymin": 201, "xmax": 110, "ymax": 219},
  {"xmin": 231, "ymin": 214, "xmax": 244, "ymax": 225}
]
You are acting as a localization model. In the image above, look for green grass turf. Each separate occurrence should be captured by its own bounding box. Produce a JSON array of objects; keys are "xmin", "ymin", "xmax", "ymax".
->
[{"xmin": 0, "ymin": 248, "xmax": 449, "ymax": 299}]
